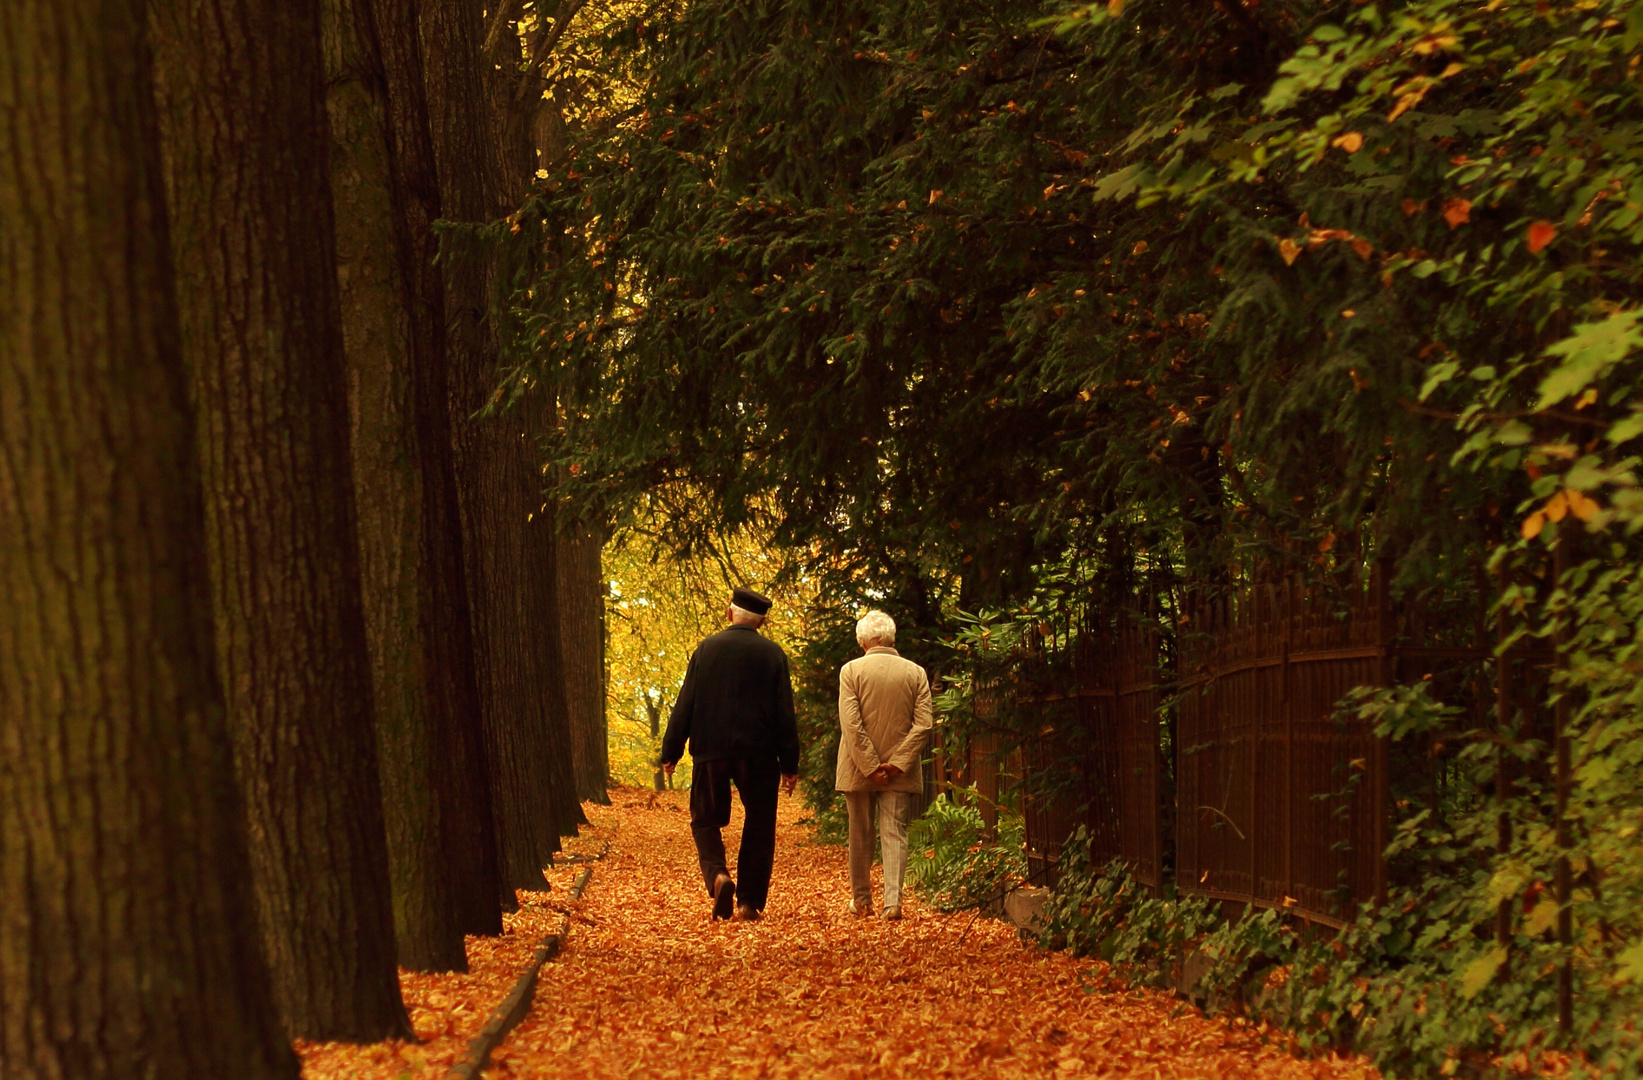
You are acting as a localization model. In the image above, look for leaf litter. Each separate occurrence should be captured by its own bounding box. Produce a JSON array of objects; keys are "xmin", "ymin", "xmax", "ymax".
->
[{"xmin": 300, "ymin": 786, "xmax": 1381, "ymax": 1079}]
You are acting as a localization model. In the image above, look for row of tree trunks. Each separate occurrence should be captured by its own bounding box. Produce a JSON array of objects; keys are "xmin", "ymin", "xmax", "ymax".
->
[
  {"xmin": 479, "ymin": 0, "xmax": 611, "ymax": 808},
  {"xmin": 421, "ymin": 0, "xmax": 582, "ymax": 894},
  {"xmin": 321, "ymin": 0, "xmax": 502, "ymax": 973},
  {"xmin": 0, "ymin": 2, "xmax": 297, "ymax": 1074},
  {"xmin": 4, "ymin": 0, "xmax": 595, "ymax": 1062},
  {"xmin": 485, "ymin": 0, "xmax": 594, "ymax": 831},
  {"xmin": 149, "ymin": 0, "xmax": 412, "ymax": 1041}
]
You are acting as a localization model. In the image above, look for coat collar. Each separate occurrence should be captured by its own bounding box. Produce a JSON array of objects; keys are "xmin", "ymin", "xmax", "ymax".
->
[{"xmin": 865, "ymin": 645, "xmax": 899, "ymax": 656}]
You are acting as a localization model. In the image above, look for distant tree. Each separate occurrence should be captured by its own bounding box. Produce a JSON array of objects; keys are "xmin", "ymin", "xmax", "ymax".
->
[
  {"xmin": 150, "ymin": 0, "xmax": 410, "ymax": 1040},
  {"xmin": 0, "ymin": 2, "xmax": 296, "ymax": 1074},
  {"xmin": 559, "ymin": 521, "xmax": 612, "ymax": 803},
  {"xmin": 321, "ymin": 0, "xmax": 503, "ymax": 970}
]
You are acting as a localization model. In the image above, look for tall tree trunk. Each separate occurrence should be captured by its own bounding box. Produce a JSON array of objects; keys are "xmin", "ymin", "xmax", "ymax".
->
[
  {"xmin": 559, "ymin": 522, "xmax": 610, "ymax": 803},
  {"xmin": 0, "ymin": 4, "xmax": 296, "ymax": 1075},
  {"xmin": 373, "ymin": 0, "xmax": 502, "ymax": 941},
  {"xmin": 322, "ymin": 0, "xmax": 501, "ymax": 972},
  {"xmin": 421, "ymin": 0, "xmax": 576, "ymax": 894},
  {"xmin": 487, "ymin": 4, "xmax": 590, "ymax": 830},
  {"xmin": 149, "ymin": 0, "xmax": 412, "ymax": 1041},
  {"xmin": 530, "ymin": 496, "xmax": 587, "ymax": 833}
]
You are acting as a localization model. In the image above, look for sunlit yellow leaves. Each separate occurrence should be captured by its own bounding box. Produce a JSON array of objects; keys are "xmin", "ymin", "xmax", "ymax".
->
[
  {"xmin": 1522, "ymin": 489, "xmax": 1602, "ymax": 538},
  {"xmin": 1459, "ymin": 946, "xmax": 1507, "ymax": 1000},
  {"xmin": 1411, "ymin": 33, "xmax": 1458, "ymax": 56},
  {"xmin": 1389, "ymin": 78, "xmax": 1435, "ymax": 121},
  {"xmin": 1278, "ymin": 238, "xmax": 1302, "ymax": 265},
  {"xmin": 1331, "ymin": 131, "xmax": 1363, "ymax": 153},
  {"xmin": 1524, "ymin": 899, "xmax": 1560, "ymax": 938}
]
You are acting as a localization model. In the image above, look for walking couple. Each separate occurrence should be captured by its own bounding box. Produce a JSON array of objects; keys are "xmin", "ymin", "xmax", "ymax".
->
[{"xmin": 659, "ymin": 588, "xmax": 932, "ymax": 921}]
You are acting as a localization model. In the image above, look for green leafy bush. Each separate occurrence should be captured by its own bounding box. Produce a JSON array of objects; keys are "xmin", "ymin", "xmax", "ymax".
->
[{"xmin": 904, "ymin": 791, "xmax": 1027, "ymax": 913}]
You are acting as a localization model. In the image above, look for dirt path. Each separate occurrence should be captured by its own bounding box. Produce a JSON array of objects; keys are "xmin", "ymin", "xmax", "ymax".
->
[{"xmin": 477, "ymin": 789, "xmax": 1378, "ymax": 1080}]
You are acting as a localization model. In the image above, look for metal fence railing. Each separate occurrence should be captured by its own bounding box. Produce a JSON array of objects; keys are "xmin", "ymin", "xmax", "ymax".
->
[{"xmin": 935, "ymin": 563, "xmax": 1553, "ymax": 928}]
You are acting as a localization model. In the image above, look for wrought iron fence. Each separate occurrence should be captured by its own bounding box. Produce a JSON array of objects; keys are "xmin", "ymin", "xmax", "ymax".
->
[{"xmin": 935, "ymin": 563, "xmax": 1552, "ymax": 929}]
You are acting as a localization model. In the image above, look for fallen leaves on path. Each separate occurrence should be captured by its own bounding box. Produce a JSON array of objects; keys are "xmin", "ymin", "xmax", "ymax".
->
[
  {"xmin": 487, "ymin": 787, "xmax": 1381, "ymax": 1080},
  {"xmin": 296, "ymin": 824, "xmax": 615, "ymax": 1080}
]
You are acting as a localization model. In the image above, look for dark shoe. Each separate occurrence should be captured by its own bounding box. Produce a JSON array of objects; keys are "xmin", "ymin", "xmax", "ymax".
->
[
  {"xmin": 735, "ymin": 903, "xmax": 761, "ymax": 921},
  {"xmin": 849, "ymin": 899, "xmax": 871, "ymax": 918},
  {"xmin": 883, "ymin": 906, "xmax": 902, "ymax": 921},
  {"xmin": 712, "ymin": 873, "xmax": 736, "ymax": 920}
]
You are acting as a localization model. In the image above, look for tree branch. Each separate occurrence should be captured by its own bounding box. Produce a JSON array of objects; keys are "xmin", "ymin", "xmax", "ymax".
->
[
  {"xmin": 483, "ymin": 0, "xmax": 525, "ymax": 59},
  {"xmin": 528, "ymin": 0, "xmax": 588, "ymax": 74}
]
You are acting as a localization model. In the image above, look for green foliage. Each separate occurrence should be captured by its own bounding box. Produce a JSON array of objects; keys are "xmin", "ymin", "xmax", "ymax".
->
[
  {"xmin": 1043, "ymin": 828, "xmax": 1636, "ymax": 1077},
  {"xmin": 904, "ymin": 792, "xmax": 1027, "ymax": 913},
  {"xmin": 498, "ymin": 1, "xmax": 1643, "ymax": 1069}
]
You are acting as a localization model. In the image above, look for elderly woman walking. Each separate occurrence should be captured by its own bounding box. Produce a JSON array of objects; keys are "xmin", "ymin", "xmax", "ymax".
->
[{"xmin": 835, "ymin": 610, "xmax": 933, "ymax": 920}]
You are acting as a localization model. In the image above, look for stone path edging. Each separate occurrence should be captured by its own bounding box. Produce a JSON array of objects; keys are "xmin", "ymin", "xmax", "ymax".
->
[{"xmin": 445, "ymin": 843, "xmax": 606, "ymax": 1079}]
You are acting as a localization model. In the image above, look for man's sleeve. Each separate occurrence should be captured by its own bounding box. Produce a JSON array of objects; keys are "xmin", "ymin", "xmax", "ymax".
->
[
  {"xmin": 884, "ymin": 667, "xmax": 933, "ymax": 774},
  {"xmin": 775, "ymin": 653, "xmax": 801, "ymax": 775},
  {"xmin": 659, "ymin": 653, "xmax": 697, "ymax": 766},
  {"xmin": 838, "ymin": 662, "xmax": 881, "ymax": 776}
]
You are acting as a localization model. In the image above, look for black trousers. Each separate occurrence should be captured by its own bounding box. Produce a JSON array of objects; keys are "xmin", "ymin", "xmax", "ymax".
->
[{"xmin": 689, "ymin": 756, "xmax": 780, "ymax": 911}]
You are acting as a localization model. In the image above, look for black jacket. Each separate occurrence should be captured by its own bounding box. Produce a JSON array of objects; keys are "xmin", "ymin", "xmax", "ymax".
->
[{"xmin": 660, "ymin": 625, "xmax": 801, "ymax": 774}]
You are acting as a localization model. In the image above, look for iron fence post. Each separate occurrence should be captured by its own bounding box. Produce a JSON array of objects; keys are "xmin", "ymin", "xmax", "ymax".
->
[{"xmin": 1372, "ymin": 558, "xmax": 1392, "ymax": 907}]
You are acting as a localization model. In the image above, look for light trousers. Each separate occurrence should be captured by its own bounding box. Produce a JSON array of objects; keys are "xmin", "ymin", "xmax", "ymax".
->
[{"xmin": 843, "ymin": 789, "xmax": 913, "ymax": 911}]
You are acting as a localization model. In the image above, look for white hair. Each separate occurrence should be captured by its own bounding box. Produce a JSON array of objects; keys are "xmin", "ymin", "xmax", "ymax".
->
[
  {"xmin": 728, "ymin": 603, "xmax": 766, "ymax": 627},
  {"xmin": 855, "ymin": 609, "xmax": 896, "ymax": 648}
]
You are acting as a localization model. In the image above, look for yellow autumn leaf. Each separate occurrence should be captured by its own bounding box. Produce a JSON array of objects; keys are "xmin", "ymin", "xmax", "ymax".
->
[
  {"xmin": 1459, "ymin": 946, "xmax": 1508, "ymax": 999},
  {"xmin": 1277, "ymin": 238, "xmax": 1301, "ymax": 266},
  {"xmin": 1331, "ymin": 131, "xmax": 1364, "ymax": 153},
  {"xmin": 1524, "ymin": 899, "xmax": 1559, "ymax": 937},
  {"xmin": 1565, "ymin": 489, "xmax": 1601, "ymax": 522},
  {"xmin": 1522, "ymin": 511, "xmax": 1546, "ymax": 540},
  {"xmin": 1545, "ymin": 490, "xmax": 1569, "ymax": 523}
]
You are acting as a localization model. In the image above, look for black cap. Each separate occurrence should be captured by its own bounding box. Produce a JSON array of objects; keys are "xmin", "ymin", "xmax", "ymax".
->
[{"xmin": 731, "ymin": 586, "xmax": 772, "ymax": 615}]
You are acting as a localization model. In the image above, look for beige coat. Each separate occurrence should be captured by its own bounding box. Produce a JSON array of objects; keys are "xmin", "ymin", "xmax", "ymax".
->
[{"xmin": 834, "ymin": 646, "xmax": 933, "ymax": 794}]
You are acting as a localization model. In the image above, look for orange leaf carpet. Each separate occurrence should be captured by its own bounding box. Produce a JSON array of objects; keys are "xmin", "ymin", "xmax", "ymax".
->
[{"xmin": 300, "ymin": 786, "xmax": 1381, "ymax": 1079}]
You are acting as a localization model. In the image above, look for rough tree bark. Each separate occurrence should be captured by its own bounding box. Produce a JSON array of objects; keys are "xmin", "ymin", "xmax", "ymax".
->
[
  {"xmin": 559, "ymin": 523, "xmax": 611, "ymax": 803},
  {"xmin": 149, "ymin": 0, "xmax": 412, "ymax": 1041},
  {"xmin": 0, "ymin": 3, "xmax": 296, "ymax": 1075},
  {"xmin": 373, "ymin": 0, "xmax": 503, "ymax": 941},
  {"xmin": 421, "ymin": 0, "xmax": 578, "ymax": 894},
  {"xmin": 484, "ymin": 3, "xmax": 598, "ymax": 826},
  {"xmin": 321, "ymin": 0, "xmax": 502, "ymax": 971}
]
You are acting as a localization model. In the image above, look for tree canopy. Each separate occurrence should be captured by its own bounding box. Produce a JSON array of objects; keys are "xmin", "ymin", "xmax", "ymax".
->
[{"xmin": 503, "ymin": 0, "xmax": 1643, "ymax": 1071}]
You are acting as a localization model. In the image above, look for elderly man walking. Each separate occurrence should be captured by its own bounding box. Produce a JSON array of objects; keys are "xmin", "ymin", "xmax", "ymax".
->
[
  {"xmin": 661, "ymin": 587, "xmax": 801, "ymax": 920},
  {"xmin": 836, "ymin": 610, "xmax": 932, "ymax": 920}
]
